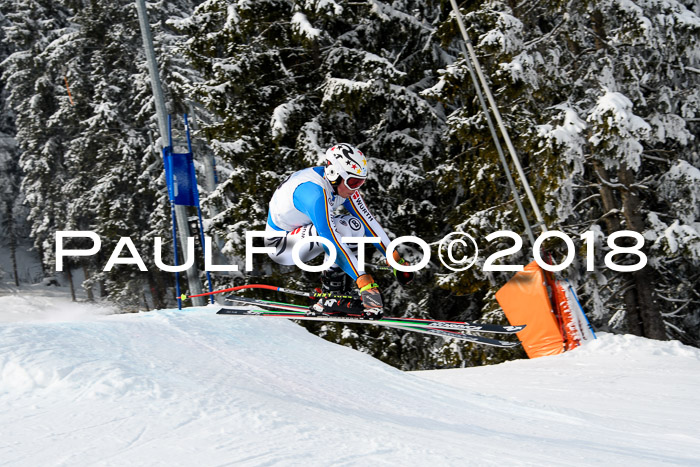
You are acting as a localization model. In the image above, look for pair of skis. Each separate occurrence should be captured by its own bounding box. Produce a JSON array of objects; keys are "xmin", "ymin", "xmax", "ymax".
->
[{"xmin": 215, "ymin": 291, "xmax": 524, "ymax": 348}]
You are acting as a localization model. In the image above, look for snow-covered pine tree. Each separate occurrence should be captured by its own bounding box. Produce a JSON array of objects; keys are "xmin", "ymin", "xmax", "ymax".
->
[
  {"xmin": 434, "ymin": 1, "xmax": 700, "ymax": 345},
  {"xmin": 53, "ymin": 0, "xmax": 202, "ymax": 308},
  {"xmin": 0, "ymin": 112, "xmax": 23, "ymax": 287},
  {"xmin": 2, "ymin": 0, "xmax": 74, "ymax": 285},
  {"xmin": 4, "ymin": 0, "xmax": 201, "ymax": 307},
  {"xmin": 0, "ymin": 6, "xmax": 19, "ymax": 284}
]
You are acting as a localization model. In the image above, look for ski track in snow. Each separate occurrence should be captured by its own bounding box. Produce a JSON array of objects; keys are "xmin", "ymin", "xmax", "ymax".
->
[{"xmin": 1, "ymin": 293, "xmax": 699, "ymax": 466}]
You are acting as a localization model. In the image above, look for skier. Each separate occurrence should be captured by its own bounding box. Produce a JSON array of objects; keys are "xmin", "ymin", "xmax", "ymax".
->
[{"xmin": 265, "ymin": 143, "xmax": 414, "ymax": 319}]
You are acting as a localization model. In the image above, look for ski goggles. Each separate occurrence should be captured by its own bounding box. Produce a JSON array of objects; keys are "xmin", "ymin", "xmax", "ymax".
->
[{"xmin": 342, "ymin": 176, "xmax": 366, "ymax": 190}]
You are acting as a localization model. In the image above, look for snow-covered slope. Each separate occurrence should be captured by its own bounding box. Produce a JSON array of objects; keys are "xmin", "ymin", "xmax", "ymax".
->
[{"xmin": 1, "ymin": 293, "xmax": 699, "ymax": 466}]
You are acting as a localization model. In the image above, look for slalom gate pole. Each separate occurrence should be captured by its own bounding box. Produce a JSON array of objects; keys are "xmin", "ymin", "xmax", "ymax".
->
[
  {"xmin": 171, "ymin": 204, "xmax": 182, "ymax": 310},
  {"xmin": 566, "ymin": 279, "xmax": 597, "ymax": 339},
  {"xmin": 196, "ymin": 204, "xmax": 214, "ymax": 304},
  {"xmin": 184, "ymin": 113, "xmax": 215, "ymax": 304}
]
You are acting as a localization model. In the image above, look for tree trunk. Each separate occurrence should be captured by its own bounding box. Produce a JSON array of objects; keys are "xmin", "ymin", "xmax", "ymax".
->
[
  {"xmin": 590, "ymin": 10, "xmax": 608, "ymax": 50},
  {"xmin": 618, "ymin": 165, "xmax": 666, "ymax": 340},
  {"xmin": 148, "ymin": 272, "xmax": 166, "ymax": 310},
  {"xmin": 82, "ymin": 264, "xmax": 94, "ymax": 301},
  {"xmin": 66, "ymin": 267, "xmax": 76, "ymax": 302},
  {"xmin": 588, "ymin": 13, "xmax": 665, "ymax": 340},
  {"xmin": 10, "ymin": 239, "xmax": 20, "ymax": 287},
  {"xmin": 593, "ymin": 161, "xmax": 622, "ymax": 232},
  {"xmin": 594, "ymin": 161, "xmax": 643, "ymax": 335},
  {"xmin": 6, "ymin": 200, "xmax": 20, "ymax": 287},
  {"xmin": 142, "ymin": 290, "xmax": 151, "ymax": 311}
]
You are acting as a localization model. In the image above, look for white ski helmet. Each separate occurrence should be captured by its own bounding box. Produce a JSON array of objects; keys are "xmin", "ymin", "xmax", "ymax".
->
[{"xmin": 324, "ymin": 143, "xmax": 368, "ymax": 190}]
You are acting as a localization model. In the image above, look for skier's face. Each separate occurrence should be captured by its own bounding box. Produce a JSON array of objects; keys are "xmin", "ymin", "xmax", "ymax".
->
[{"xmin": 337, "ymin": 181, "xmax": 357, "ymax": 198}]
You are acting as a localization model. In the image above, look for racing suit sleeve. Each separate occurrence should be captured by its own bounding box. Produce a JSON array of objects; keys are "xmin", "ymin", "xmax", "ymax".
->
[
  {"xmin": 293, "ymin": 182, "xmax": 366, "ymax": 281},
  {"xmin": 343, "ymin": 191, "xmax": 393, "ymax": 259}
]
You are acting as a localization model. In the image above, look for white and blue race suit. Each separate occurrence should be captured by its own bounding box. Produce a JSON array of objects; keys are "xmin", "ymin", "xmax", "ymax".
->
[{"xmin": 265, "ymin": 167, "xmax": 393, "ymax": 281}]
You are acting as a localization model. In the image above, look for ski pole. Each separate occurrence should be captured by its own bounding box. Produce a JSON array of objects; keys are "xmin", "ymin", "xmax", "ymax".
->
[
  {"xmin": 179, "ymin": 262, "xmax": 395, "ymax": 301},
  {"xmin": 180, "ymin": 284, "xmax": 293, "ymax": 301},
  {"xmin": 368, "ymin": 264, "xmax": 393, "ymax": 271},
  {"xmin": 179, "ymin": 283, "xmax": 354, "ymax": 301}
]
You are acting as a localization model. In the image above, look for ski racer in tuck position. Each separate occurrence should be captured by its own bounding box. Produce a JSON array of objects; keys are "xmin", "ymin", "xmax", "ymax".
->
[{"xmin": 264, "ymin": 143, "xmax": 414, "ymax": 319}]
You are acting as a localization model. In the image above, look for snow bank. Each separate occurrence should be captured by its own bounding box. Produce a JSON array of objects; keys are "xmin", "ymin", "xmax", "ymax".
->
[
  {"xmin": 0, "ymin": 287, "xmax": 117, "ymax": 323},
  {"xmin": 1, "ymin": 301, "xmax": 699, "ymax": 466}
]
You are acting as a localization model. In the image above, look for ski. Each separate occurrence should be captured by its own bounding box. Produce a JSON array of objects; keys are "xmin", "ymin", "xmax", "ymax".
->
[
  {"xmin": 397, "ymin": 326, "xmax": 521, "ymax": 348},
  {"xmin": 223, "ymin": 295, "xmax": 525, "ymax": 334},
  {"xmin": 216, "ymin": 307, "xmax": 521, "ymax": 348}
]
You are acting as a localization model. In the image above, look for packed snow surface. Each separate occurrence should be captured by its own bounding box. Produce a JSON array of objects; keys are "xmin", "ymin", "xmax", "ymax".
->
[{"xmin": 1, "ymin": 291, "xmax": 699, "ymax": 466}]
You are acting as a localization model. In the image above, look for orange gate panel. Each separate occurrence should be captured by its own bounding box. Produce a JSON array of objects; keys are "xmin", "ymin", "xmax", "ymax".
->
[{"xmin": 495, "ymin": 261, "xmax": 564, "ymax": 358}]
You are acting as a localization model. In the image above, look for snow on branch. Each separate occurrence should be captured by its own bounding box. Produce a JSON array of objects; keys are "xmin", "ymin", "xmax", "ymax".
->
[
  {"xmin": 369, "ymin": 0, "xmax": 433, "ymax": 33},
  {"xmin": 588, "ymin": 89, "xmax": 651, "ymax": 171},
  {"xmin": 291, "ymin": 12, "xmax": 321, "ymax": 40},
  {"xmin": 270, "ymin": 97, "xmax": 305, "ymax": 139}
]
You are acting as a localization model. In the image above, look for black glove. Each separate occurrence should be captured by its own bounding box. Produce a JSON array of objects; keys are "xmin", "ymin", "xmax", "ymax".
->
[{"xmin": 393, "ymin": 258, "xmax": 414, "ymax": 286}]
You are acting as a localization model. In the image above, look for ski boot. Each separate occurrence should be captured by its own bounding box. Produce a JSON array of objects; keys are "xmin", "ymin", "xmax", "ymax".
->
[
  {"xmin": 356, "ymin": 274, "xmax": 384, "ymax": 320},
  {"xmin": 308, "ymin": 268, "xmax": 363, "ymax": 317}
]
